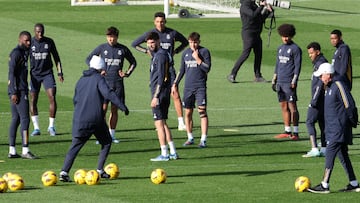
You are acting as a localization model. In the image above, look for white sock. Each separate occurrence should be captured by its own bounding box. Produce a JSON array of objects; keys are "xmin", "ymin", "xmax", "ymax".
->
[
  {"xmin": 285, "ymin": 126, "xmax": 291, "ymax": 133},
  {"xmin": 321, "ymin": 181, "xmax": 329, "ymax": 188},
  {"xmin": 32, "ymin": 115, "xmax": 40, "ymax": 130},
  {"xmin": 49, "ymin": 117, "xmax": 55, "ymax": 128},
  {"xmin": 160, "ymin": 145, "xmax": 168, "ymax": 157},
  {"xmin": 350, "ymin": 180, "xmax": 359, "ymax": 187},
  {"xmin": 22, "ymin": 147, "xmax": 29, "ymax": 155},
  {"xmin": 187, "ymin": 133, "xmax": 194, "ymax": 140},
  {"xmin": 320, "ymin": 147, "xmax": 326, "ymax": 153},
  {"xmin": 168, "ymin": 141, "xmax": 176, "ymax": 155},
  {"xmin": 9, "ymin": 146, "xmax": 16, "ymax": 155},
  {"xmin": 201, "ymin": 134, "xmax": 207, "ymax": 142},
  {"xmin": 178, "ymin": 117, "xmax": 184, "ymax": 125},
  {"xmin": 311, "ymin": 148, "xmax": 319, "ymax": 152},
  {"xmin": 293, "ymin": 126, "xmax": 299, "ymax": 133},
  {"xmin": 109, "ymin": 129, "xmax": 115, "ymax": 137}
]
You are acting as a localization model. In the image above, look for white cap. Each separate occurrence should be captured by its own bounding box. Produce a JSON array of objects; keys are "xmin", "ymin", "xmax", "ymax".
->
[
  {"xmin": 313, "ymin": 63, "xmax": 334, "ymax": 77},
  {"xmin": 89, "ymin": 55, "xmax": 105, "ymax": 70}
]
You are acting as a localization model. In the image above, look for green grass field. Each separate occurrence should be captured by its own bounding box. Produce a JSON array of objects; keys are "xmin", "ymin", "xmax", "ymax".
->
[{"xmin": 0, "ymin": 0, "xmax": 360, "ymax": 202}]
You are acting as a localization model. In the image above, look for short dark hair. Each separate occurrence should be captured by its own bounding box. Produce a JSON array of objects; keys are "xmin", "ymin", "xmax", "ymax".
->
[
  {"xmin": 330, "ymin": 29, "xmax": 342, "ymax": 37},
  {"xmin": 34, "ymin": 23, "xmax": 44, "ymax": 30},
  {"xmin": 145, "ymin": 31, "xmax": 159, "ymax": 41},
  {"xmin": 307, "ymin": 42, "xmax": 321, "ymax": 51},
  {"xmin": 154, "ymin": 11, "xmax": 166, "ymax": 19},
  {"xmin": 106, "ymin": 26, "xmax": 119, "ymax": 36},
  {"xmin": 188, "ymin": 32, "xmax": 200, "ymax": 41},
  {"xmin": 277, "ymin": 24, "xmax": 296, "ymax": 37},
  {"xmin": 19, "ymin": 30, "xmax": 31, "ymax": 38}
]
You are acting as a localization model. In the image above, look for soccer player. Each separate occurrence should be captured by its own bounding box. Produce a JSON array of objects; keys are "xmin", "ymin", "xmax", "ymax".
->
[
  {"xmin": 272, "ymin": 24, "xmax": 302, "ymax": 141},
  {"xmin": 173, "ymin": 32, "xmax": 211, "ymax": 148},
  {"xmin": 132, "ymin": 11, "xmax": 188, "ymax": 131},
  {"xmin": 29, "ymin": 23, "xmax": 64, "ymax": 136},
  {"xmin": 8, "ymin": 31, "xmax": 36, "ymax": 159},
  {"xmin": 59, "ymin": 55, "xmax": 129, "ymax": 182},
  {"xmin": 330, "ymin": 29, "xmax": 352, "ymax": 91},
  {"xmin": 227, "ymin": 0, "xmax": 272, "ymax": 83},
  {"xmin": 303, "ymin": 42, "xmax": 328, "ymax": 158},
  {"xmin": 85, "ymin": 26, "xmax": 137, "ymax": 144},
  {"xmin": 146, "ymin": 32, "xmax": 178, "ymax": 161},
  {"xmin": 308, "ymin": 63, "xmax": 360, "ymax": 194}
]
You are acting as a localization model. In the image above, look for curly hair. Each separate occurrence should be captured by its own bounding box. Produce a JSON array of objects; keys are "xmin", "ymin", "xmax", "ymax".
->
[{"xmin": 277, "ymin": 24, "xmax": 296, "ymax": 37}]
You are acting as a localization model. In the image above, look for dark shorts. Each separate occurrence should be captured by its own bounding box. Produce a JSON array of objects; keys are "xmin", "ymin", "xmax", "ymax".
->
[
  {"xmin": 276, "ymin": 83, "xmax": 297, "ymax": 102},
  {"xmin": 104, "ymin": 80, "xmax": 125, "ymax": 104},
  {"xmin": 152, "ymin": 88, "xmax": 170, "ymax": 121},
  {"xmin": 30, "ymin": 73, "xmax": 56, "ymax": 92},
  {"xmin": 182, "ymin": 87, "xmax": 207, "ymax": 109}
]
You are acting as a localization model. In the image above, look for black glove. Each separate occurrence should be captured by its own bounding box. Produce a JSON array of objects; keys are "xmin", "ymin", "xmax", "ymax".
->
[
  {"xmin": 272, "ymin": 84, "xmax": 277, "ymax": 92},
  {"xmin": 124, "ymin": 108, "xmax": 129, "ymax": 116}
]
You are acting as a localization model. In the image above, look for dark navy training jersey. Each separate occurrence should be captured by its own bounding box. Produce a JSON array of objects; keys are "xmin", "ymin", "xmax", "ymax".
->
[
  {"xmin": 30, "ymin": 36, "xmax": 62, "ymax": 77},
  {"xmin": 150, "ymin": 48, "xmax": 175, "ymax": 98},
  {"xmin": 8, "ymin": 45, "xmax": 29, "ymax": 95},
  {"xmin": 332, "ymin": 40, "xmax": 352, "ymax": 90},
  {"xmin": 86, "ymin": 43, "xmax": 137, "ymax": 82},
  {"xmin": 132, "ymin": 27, "xmax": 188, "ymax": 56},
  {"xmin": 174, "ymin": 46, "xmax": 211, "ymax": 89},
  {"xmin": 274, "ymin": 42, "xmax": 302, "ymax": 84},
  {"xmin": 310, "ymin": 54, "xmax": 328, "ymax": 107}
]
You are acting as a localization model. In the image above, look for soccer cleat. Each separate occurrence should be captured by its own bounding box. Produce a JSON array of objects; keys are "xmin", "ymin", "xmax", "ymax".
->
[
  {"xmin": 274, "ymin": 132, "xmax": 291, "ymax": 139},
  {"xmin": 8, "ymin": 153, "xmax": 21, "ymax": 159},
  {"xmin": 227, "ymin": 74, "xmax": 236, "ymax": 83},
  {"xmin": 178, "ymin": 123, "xmax": 186, "ymax": 131},
  {"xmin": 183, "ymin": 139, "xmax": 194, "ymax": 146},
  {"xmin": 59, "ymin": 171, "xmax": 72, "ymax": 182},
  {"xmin": 169, "ymin": 153, "xmax": 179, "ymax": 160},
  {"xmin": 302, "ymin": 149, "xmax": 320, "ymax": 158},
  {"xmin": 21, "ymin": 152, "xmax": 37, "ymax": 159},
  {"xmin": 31, "ymin": 129, "xmax": 41, "ymax": 136},
  {"xmin": 48, "ymin": 127, "xmax": 56, "ymax": 136},
  {"xmin": 198, "ymin": 141, "xmax": 207, "ymax": 148},
  {"xmin": 339, "ymin": 184, "xmax": 360, "ymax": 192},
  {"xmin": 112, "ymin": 137, "xmax": 120, "ymax": 144},
  {"xmin": 290, "ymin": 134, "xmax": 299, "ymax": 141},
  {"xmin": 99, "ymin": 171, "xmax": 111, "ymax": 179},
  {"xmin": 307, "ymin": 183, "xmax": 330, "ymax": 194},
  {"xmin": 150, "ymin": 155, "xmax": 169, "ymax": 162},
  {"xmin": 254, "ymin": 77, "xmax": 267, "ymax": 83}
]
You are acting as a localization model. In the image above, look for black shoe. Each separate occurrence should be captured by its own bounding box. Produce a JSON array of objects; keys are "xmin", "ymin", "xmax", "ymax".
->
[
  {"xmin": 100, "ymin": 171, "xmax": 110, "ymax": 179},
  {"xmin": 21, "ymin": 152, "xmax": 37, "ymax": 159},
  {"xmin": 227, "ymin": 74, "xmax": 236, "ymax": 83},
  {"xmin": 59, "ymin": 172, "xmax": 72, "ymax": 182},
  {"xmin": 8, "ymin": 153, "xmax": 21, "ymax": 158},
  {"xmin": 339, "ymin": 184, "xmax": 360, "ymax": 192},
  {"xmin": 254, "ymin": 76, "xmax": 267, "ymax": 83},
  {"xmin": 307, "ymin": 183, "xmax": 330, "ymax": 194}
]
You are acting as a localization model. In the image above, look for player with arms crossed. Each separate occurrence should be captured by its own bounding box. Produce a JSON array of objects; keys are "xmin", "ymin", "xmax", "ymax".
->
[
  {"xmin": 132, "ymin": 11, "xmax": 188, "ymax": 131},
  {"xmin": 173, "ymin": 32, "xmax": 211, "ymax": 148},
  {"xmin": 30, "ymin": 23, "xmax": 64, "ymax": 136},
  {"xmin": 86, "ymin": 26, "xmax": 137, "ymax": 143},
  {"xmin": 146, "ymin": 32, "xmax": 178, "ymax": 161}
]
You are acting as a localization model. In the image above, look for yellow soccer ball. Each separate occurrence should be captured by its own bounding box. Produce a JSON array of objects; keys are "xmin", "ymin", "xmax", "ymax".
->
[
  {"xmin": 85, "ymin": 170, "xmax": 100, "ymax": 186},
  {"xmin": 0, "ymin": 178, "xmax": 8, "ymax": 193},
  {"xmin": 150, "ymin": 168, "xmax": 167, "ymax": 184},
  {"xmin": 104, "ymin": 163, "xmax": 120, "ymax": 179},
  {"xmin": 74, "ymin": 169, "xmax": 87, "ymax": 185},
  {"xmin": 41, "ymin": 170, "xmax": 57, "ymax": 186},
  {"xmin": 295, "ymin": 176, "xmax": 311, "ymax": 192},
  {"xmin": 7, "ymin": 174, "xmax": 24, "ymax": 191},
  {"xmin": 2, "ymin": 172, "xmax": 13, "ymax": 182}
]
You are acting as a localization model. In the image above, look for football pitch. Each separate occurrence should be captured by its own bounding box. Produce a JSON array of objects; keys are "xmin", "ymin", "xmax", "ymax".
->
[{"xmin": 0, "ymin": 0, "xmax": 360, "ymax": 202}]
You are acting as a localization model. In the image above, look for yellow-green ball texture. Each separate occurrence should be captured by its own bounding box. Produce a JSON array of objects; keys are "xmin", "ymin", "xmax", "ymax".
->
[
  {"xmin": 0, "ymin": 178, "xmax": 8, "ymax": 193},
  {"xmin": 104, "ymin": 163, "xmax": 120, "ymax": 179},
  {"xmin": 85, "ymin": 170, "xmax": 100, "ymax": 185},
  {"xmin": 74, "ymin": 169, "xmax": 87, "ymax": 185},
  {"xmin": 150, "ymin": 168, "xmax": 167, "ymax": 184},
  {"xmin": 41, "ymin": 170, "xmax": 57, "ymax": 186},
  {"xmin": 295, "ymin": 176, "xmax": 311, "ymax": 192},
  {"xmin": 7, "ymin": 174, "xmax": 24, "ymax": 191}
]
